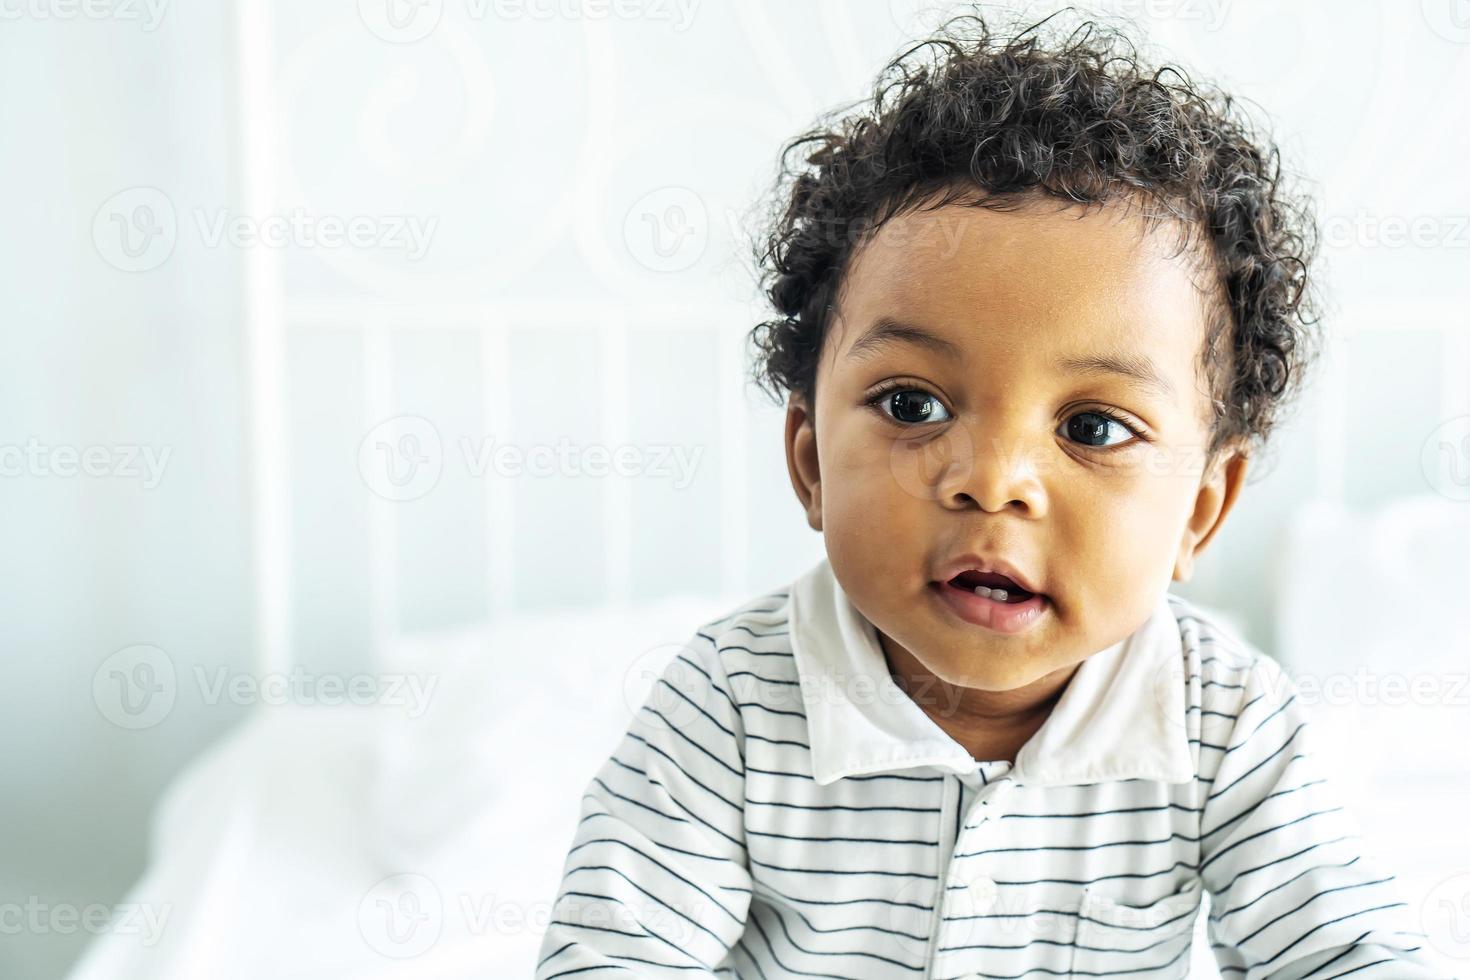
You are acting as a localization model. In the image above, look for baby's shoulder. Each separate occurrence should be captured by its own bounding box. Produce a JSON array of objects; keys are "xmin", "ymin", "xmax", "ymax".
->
[
  {"xmin": 685, "ymin": 586, "xmax": 804, "ymax": 712},
  {"xmin": 1163, "ymin": 591, "xmax": 1302, "ymax": 735}
]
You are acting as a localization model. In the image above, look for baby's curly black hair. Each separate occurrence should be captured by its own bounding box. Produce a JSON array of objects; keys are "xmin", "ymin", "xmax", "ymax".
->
[{"xmin": 746, "ymin": 5, "xmax": 1323, "ymax": 469}]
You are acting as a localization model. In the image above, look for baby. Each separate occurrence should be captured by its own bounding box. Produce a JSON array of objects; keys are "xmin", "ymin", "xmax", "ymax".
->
[{"xmin": 536, "ymin": 9, "xmax": 1451, "ymax": 979}]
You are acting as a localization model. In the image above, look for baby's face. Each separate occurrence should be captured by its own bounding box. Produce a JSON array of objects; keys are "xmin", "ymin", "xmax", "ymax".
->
[{"xmin": 784, "ymin": 193, "xmax": 1249, "ymax": 693}]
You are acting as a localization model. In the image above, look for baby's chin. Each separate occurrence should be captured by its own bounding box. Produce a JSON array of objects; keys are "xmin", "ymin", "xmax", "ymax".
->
[{"xmin": 916, "ymin": 652, "xmax": 1065, "ymax": 694}]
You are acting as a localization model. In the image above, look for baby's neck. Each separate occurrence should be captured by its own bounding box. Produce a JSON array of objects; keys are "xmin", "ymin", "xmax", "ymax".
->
[{"xmin": 880, "ymin": 636, "xmax": 1080, "ymax": 765}]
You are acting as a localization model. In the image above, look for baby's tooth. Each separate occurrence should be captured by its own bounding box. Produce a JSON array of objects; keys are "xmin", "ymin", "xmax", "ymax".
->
[
  {"xmin": 990, "ymin": 589, "xmax": 1009, "ymax": 602},
  {"xmin": 973, "ymin": 585, "xmax": 992, "ymax": 598}
]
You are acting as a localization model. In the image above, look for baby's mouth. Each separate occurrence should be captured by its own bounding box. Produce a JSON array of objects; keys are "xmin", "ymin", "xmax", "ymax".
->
[{"xmin": 945, "ymin": 569, "xmax": 1039, "ymax": 605}]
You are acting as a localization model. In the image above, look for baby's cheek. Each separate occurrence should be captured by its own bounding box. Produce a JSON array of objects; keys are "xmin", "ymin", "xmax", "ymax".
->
[
  {"xmin": 1052, "ymin": 495, "xmax": 1175, "ymax": 604},
  {"xmin": 823, "ymin": 507, "xmax": 907, "ymax": 589},
  {"xmin": 826, "ymin": 455, "xmax": 926, "ymax": 533}
]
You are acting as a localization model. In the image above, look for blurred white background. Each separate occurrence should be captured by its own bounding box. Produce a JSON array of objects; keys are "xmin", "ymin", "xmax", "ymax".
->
[{"xmin": 2, "ymin": 0, "xmax": 1469, "ymax": 977}]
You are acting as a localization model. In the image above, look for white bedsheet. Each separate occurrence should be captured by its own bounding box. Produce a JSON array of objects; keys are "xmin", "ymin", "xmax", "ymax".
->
[{"xmin": 68, "ymin": 596, "xmax": 738, "ymax": 979}]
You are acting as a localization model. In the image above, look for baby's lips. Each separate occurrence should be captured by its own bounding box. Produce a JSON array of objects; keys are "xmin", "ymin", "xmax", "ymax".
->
[
  {"xmin": 933, "ymin": 553, "xmax": 1045, "ymax": 597},
  {"xmin": 949, "ymin": 568, "xmax": 1033, "ymax": 595}
]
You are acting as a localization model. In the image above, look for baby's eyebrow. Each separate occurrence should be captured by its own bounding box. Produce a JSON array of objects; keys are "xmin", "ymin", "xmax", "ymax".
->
[
  {"xmin": 1057, "ymin": 347, "xmax": 1176, "ymax": 403},
  {"xmin": 844, "ymin": 316, "xmax": 963, "ymax": 361},
  {"xmin": 846, "ymin": 316, "xmax": 1176, "ymax": 404}
]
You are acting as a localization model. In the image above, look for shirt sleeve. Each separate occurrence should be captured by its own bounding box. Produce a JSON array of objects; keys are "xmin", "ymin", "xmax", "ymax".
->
[
  {"xmin": 1198, "ymin": 652, "xmax": 1453, "ymax": 979},
  {"xmin": 535, "ymin": 632, "xmax": 753, "ymax": 979}
]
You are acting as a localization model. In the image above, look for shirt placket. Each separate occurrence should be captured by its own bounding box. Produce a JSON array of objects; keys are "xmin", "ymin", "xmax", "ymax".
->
[{"xmin": 928, "ymin": 762, "xmax": 1018, "ymax": 980}]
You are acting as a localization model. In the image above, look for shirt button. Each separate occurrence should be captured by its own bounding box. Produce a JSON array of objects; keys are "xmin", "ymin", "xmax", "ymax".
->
[{"xmin": 966, "ymin": 875, "xmax": 997, "ymax": 909}]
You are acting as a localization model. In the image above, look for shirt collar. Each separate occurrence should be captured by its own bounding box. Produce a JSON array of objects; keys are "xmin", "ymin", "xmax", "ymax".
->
[{"xmin": 787, "ymin": 556, "xmax": 1195, "ymax": 787}]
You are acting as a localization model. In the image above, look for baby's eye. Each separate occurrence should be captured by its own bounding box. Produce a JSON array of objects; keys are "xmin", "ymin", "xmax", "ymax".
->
[
  {"xmin": 875, "ymin": 389, "xmax": 952, "ymax": 425},
  {"xmin": 1061, "ymin": 410, "xmax": 1139, "ymax": 448}
]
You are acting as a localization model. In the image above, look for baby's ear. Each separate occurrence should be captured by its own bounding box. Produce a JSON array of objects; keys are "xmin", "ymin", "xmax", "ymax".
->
[
  {"xmin": 784, "ymin": 394, "xmax": 823, "ymax": 531},
  {"xmin": 1174, "ymin": 440, "xmax": 1250, "ymax": 581}
]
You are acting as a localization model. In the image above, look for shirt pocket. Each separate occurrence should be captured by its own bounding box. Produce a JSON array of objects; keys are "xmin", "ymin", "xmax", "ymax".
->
[{"xmin": 1070, "ymin": 877, "xmax": 1202, "ymax": 979}]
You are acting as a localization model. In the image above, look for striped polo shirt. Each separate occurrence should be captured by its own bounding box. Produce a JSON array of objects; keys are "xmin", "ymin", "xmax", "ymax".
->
[{"xmin": 535, "ymin": 556, "xmax": 1450, "ymax": 979}]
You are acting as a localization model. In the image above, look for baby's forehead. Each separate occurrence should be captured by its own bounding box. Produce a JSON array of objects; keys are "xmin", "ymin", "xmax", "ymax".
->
[
  {"xmin": 847, "ymin": 197, "xmax": 1207, "ymax": 297},
  {"xmin": 835, "ymin": 205, "xmax": 1214, "ymax": 351}
]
